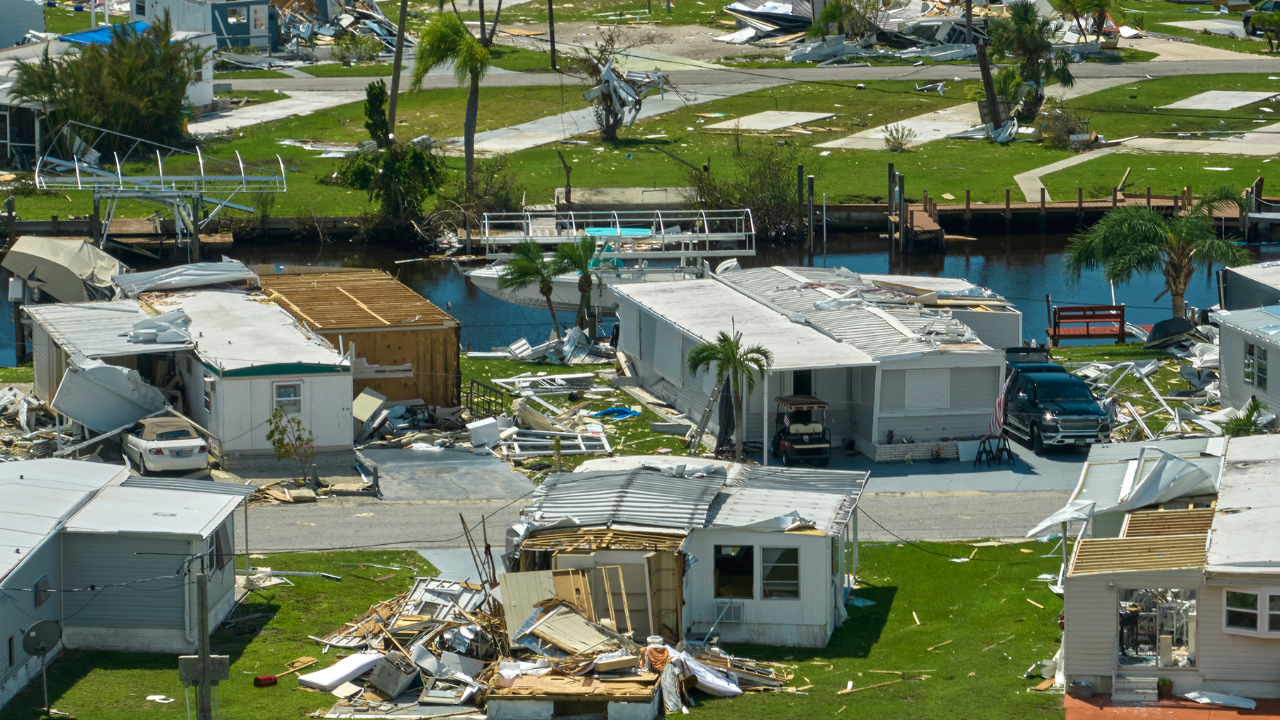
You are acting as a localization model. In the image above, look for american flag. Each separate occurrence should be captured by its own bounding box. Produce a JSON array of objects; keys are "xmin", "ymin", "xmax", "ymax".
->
[
  {"xmin": 990, "ymin": 373, "xmax": 1013, "ymax": 436},
  {"xmin": 783, "ymin": 414, "xmax": 791, "ymax": 428}
]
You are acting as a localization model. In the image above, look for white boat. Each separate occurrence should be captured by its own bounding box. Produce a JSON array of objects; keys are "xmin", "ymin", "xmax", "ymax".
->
[{"xmin": 466, "ymin": 209, "xmax": 755, "ymax": 315}]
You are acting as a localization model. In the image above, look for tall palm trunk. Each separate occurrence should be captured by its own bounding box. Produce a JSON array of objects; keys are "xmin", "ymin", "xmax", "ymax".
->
[
  {"xmin": 732, "ymin": 370, "xmax": 745, "ymax": 462},
  {"xmin": 464, "ymin": 71, "xmax": 480, "ymax": 194},
  {"xmin": 575, "ymin": 275, "xmax": 591, "ymax": 330},
  {"xmin": 542, "ymin": 288, "xmax": 563, "ymax": 338}
]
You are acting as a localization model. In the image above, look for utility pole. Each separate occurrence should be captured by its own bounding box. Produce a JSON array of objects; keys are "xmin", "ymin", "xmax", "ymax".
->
[
  {"xmin": 178, "ymin": 564, "xmax": 229, "ymax": 720},
  {"xmin": 965, "ymin": 0, "xmax": 972, "ymax": 45},
  {"xmin": 976, "ymin": 42, "xmax": 1001, "ymax": 128},
  {"xmin": 548, "ymin": 0, "xmax": 558, "ymax": 70},
  {"xmin": 386, "ymin": 0, "xmax": 411, "ymax": 128}
]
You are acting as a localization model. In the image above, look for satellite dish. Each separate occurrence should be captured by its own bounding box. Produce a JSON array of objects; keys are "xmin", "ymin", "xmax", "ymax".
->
[{"xmin": 23, "ymin": 621, "xmax": 61, "ymax": 656}]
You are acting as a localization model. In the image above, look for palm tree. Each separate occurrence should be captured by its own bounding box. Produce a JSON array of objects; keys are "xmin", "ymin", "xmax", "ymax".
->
[
  {"xmin": 412, "ymin": 13, "xmax": 491, "ymax": 193},
  {"xmin": 553, "ymin": 237, "xmax": 599, "ymax": 331},
  {"xmin": 498, "ymin": 241, "xmax": 563, "ymax": 337},
  {"xmin": 1223, "ymin": 398, "xmax": 1269, "ymax": 437},
  {"xmin": 687, "ymin": 331, "xmax": 774, "ymax": 461},
  {"xmin": 1064, "ymin": 185, "xmax": 1251, "ymax": 318},
  {"xmin": 988, "ymin": 0, "xmax": 1073, "ymax": 114}
]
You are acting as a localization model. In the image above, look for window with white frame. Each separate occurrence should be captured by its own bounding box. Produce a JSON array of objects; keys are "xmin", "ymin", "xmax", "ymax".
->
[
  {"xmin": 274, "ymin": 382, "xmax": 302, "ymax": 415},
  {"xmin": 761, "ymin": 547, "xmax": 800, "ymax": 599},
  {"xmin": 1245, "ymin": 342, "xmax": 1268, "ymax": 390},
  {"xmin": 135, "ymin": 0, "xmax": 145, "ymax": 16},
  {"xmin": 251, "ymin": 5, "xmax": 267, "ymax": 31},
  {"xmin": 1223, "ymin": 588, "xmax": 1280, "ymax": 637}
]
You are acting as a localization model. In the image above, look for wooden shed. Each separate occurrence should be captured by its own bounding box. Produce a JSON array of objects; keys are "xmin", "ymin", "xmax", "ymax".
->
[{"xmin": 257, "ymin": 269, "xmax": 461, "ymax": 407}]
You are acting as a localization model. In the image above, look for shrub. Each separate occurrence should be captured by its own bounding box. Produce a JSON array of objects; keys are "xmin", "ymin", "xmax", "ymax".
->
[
  {"xmin": 332, "ymin": 32, "xmax": 385, "ymax": 64},
  {"xmin": 883, "ymin": 123, "xmax": 917, "ymax": 152},
  {"xmin": 681, "ymin": 139, "xmax": 809, "ymax": 243}
]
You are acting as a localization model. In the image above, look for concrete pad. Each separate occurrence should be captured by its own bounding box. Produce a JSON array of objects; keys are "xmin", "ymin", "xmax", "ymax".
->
[
  {"xmin": 1124, "ymin": 137, "xmax": 1280, "ymax": 155},
  {"xmin": 439, "ymin": 83, "xmax": 770, "ymax": 156},
  {"xmin": 189, "ymin": 90, "xmax": 366, "ymax": 134},
  {"xmin": 817, "ymin": 103, "xmax": 981, "ymax": 149},
  {"xmin": 360, "ymin": 447, "xmax": 535, "ymax": 502},
  {"xmin": 1161, "ymin": 18, "xmax": 1252, "ymax": 38},
  {"xmin": 705, "ymin": 110, "xmax": 836, "ymax": 131},
  {"xmin": 1125, "ymin": 36, "xmax": 1258, "ymax": 61},
  {"xmin": 1160, "ymin": 90, "xmax": 1279, "ymax": 111}
]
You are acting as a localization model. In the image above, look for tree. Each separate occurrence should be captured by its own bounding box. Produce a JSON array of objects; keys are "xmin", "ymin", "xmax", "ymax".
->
[
  {"xmin": 412, "ymin": 12, "xmax": 494, "ymax": 193},
  {"xmin": 553, "ymin": 236, "xmax": 599, "ymax": 331},
  {"xmin": 1254, "ymin": 11, "xmax": 1280, "ymax": 51},
  {"xmin": 810, "ymin": 0, "xmax": 882, "ymax": 39},
  {"xmin": 681, "ymin": 138, "xmax": 807, "ymax": 243},
  {"xmin": 265, "ymin": 406, "xmax": 316, "ymax": 483},
  {"xmin": 1048, "ymin": 0, "xmax": 1091, "ymax": 37},
  {"xmin": 1064, "ymin": 185, "xmax": 1251, "ymax": 318},
  {"xmin": 364, "ymin": 79, "xmax": 391, "ymax": 148},
  {"xmin": 11, "ymin": 11, "xmax": 207, "ymax": 153},
  {"xmin": 570, "ymin": 26, "xmax": 665, "ymax": 142},
  {"xmin": 1084, "ymin": 0, "xmax": 1124, "ymax": 40},
  {"xmin": 687, "ymin": 331, "xmax": 774, "ymax": 461},
  {"xmin": 988, "ymin": 0, "xmax": 1073, "ymax": 115},
  {"xmin": 498, "ymin": 241, "xmax": 564, "ymax": 337},
  {"xmin": 1223, "ymin": 398, "xmax": 1270, "ymax": 437}
]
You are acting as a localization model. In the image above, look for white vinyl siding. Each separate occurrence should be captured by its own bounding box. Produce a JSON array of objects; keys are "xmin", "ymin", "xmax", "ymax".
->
[
  {"xmin": 905, "ymin": 368, "xmax": 949, "ymax": 409},
  {"xmin": 61, "ymin": 534, "xmax": 189, "ymax": 629},
  {"xmin": 876, "ymin": 364, "xmax": 1000, "ymax": 443},
  {"xmin": 215, "ymin": 374, "xmax": 352, "ymax": 454},
  {"xmin": 654, "ymin": 321, "xmax": 683, "ymax": 387},
  {"xmin": 1196, "ymin": 585, "xmax": 1280, "ymax": 685}
]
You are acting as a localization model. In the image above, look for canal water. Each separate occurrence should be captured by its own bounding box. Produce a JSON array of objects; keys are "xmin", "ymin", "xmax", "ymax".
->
[{"xmin": 223, "ymin": 233, "xmax": 1280, "ymax": 351}]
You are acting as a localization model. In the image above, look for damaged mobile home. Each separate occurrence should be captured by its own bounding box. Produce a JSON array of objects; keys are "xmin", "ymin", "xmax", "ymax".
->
[
  {"xmin": 506, "ymin": 463, "xmax": 866, "ymax": 649},
  {"xmin": 1054, "ymin": 434, "xmax": 1280, "ymax": 701},
  {"xmin": 611, "ymin": 266, "xmax": 1016, "ymax": 461},
  {"xmin": 0, "ymin": 459, "xmax": 253, "ymax": 711}
]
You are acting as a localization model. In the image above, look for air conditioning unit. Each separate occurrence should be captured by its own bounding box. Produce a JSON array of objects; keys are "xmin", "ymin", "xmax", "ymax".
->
[{"xmin": 714, "ymin": 600, "xmax": 744, "ymax": 623}]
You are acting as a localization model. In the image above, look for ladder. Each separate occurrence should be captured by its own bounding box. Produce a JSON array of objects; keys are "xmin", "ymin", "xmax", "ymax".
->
[{"xmin": 686, "ymin": 374, "xmax": 726, "ymax": 455}]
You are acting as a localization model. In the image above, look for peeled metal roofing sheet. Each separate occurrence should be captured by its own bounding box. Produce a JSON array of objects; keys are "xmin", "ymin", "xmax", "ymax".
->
[
  {"xmin": 121, "ymin": 476, "xmax": 256, "ymax": 497},
  {"xmin": 24, "ymin": 301, "xmax": 194, "ymax": 358},
  {"xmin": 527, "ymin": 468, "xmax": 723, "ymax": 529},
  {"xmin": 112, "ymin": 260, "xmax": 257, "ymax": 297},
  {"xmin": 740, "ymin": 466, "xmax": 867, "ymax": 504},
  {"xmin": 1083, "ymin": 439, "xmax": 1218, "ymax": 465},
  {"xmin": 708, "ymin": 487, "xmax": 855, "ymax": 536},
  {"xmin": 1074, "ymin": 455, "xmax": 1223, "ymax": 512}
]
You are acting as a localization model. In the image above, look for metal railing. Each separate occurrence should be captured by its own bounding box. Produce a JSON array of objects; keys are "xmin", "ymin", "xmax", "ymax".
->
[{"xmin": 479, "ymin": 209, "xmax": 756, "ymax": 260}]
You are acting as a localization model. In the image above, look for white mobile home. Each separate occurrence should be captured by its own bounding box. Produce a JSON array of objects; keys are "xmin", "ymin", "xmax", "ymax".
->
[
  {"xmin": 0, "ymin": 460, "xmax": 252, "ymax": 712},
  {"xmin": 1216, "ymin": 305, "xmax": 1280, "ymax": 414},
  {"xmin": 612, "ymin": 267, "xmax": 1007, "ymax": 462},
  {"xmin": 170, "ymin": 291, "xmax": 353, "ymax": 470},
  {"xmin": 506, "ymin": 464, "xmax": 865, "ymax": 648},
  {"xmin": 1061, "ymin": 435, "xmax": 1280, "ymax": 701},
  {"xmin": 1218, "ymin": 261, "xmax": 1280, "ymax": 312}
]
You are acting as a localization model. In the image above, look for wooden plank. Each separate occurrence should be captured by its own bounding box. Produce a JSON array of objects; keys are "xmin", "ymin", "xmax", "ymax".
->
[{"xmin": 336, "ymin": 286, "xmax": 391, "ymax": 325}]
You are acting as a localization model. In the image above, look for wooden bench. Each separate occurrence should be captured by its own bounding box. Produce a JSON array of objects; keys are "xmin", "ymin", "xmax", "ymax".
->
[{"xmin": 1046, "ymin": 304, "xmax": 1133, "ymax": 347}]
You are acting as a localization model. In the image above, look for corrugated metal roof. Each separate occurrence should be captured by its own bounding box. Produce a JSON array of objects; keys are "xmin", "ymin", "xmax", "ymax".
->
[
  {"xmin": 708, "ymin": 487, "xmax": 856, "ymax": 536},
  {"xmin": 1218, "ymin": 305, "xmax": 1280, "ymax": 340},
  {"xmin": 1073, "ymin": 454, "xmax": 1223, "ymax": 513},
  {"xmin": 1068, "ymin": 534, "xmax": 1207, "ymax": 576},
  {"xmin": 161, "ymin": 291, "xmax": 346, "ymax": 372},
  {"xmin": 1082, "ymin": 438, "xmax": 1222, "ymax": 465},
  {"xmin": 1122, "ymin": 508, "xmax": 1215, "ymax": 538},
  {"xmin": 24, "ymin": 300, "xmax": 194, "ymax": 358},
  {"xmin": 64, "ymin": 485, "xmax": 242, "ymax": 540},
  {"xmin": 525, "ymin": 468, "xmax": 723, "ymax": 529},
  {"xmin": 1206, "ymin": 434, "xmax": 1280, "ymax": 575},
  {"xmin": 0, "ymin": 459, "xmax": 128, "ymax": 584},
  {"xmin": 1227, "ymin": 261, "xmax": 1280, "ymax": 288},
  {"xmin": 112, "ymin": 260, "xmax": 257, "ymax": 297},
  {"xmin": 612, "ymin": 280, "xmax": 874, "ymax": 371},
  {"xmin": 738, "ymin": 465, "xmax": 867, "ymax": 505},
  {"xmin": 120, "ymin": 476, "xmax": 256, "ymax": 497},
  {"xmin": 715, "ymin": 267, "xmax": 995, "ymax": 359}
]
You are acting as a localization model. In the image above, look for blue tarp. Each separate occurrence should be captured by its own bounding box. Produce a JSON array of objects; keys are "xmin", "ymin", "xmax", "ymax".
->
[{"xmin": 59, "ymin": 21, "xmax": 150, "ymax": 45}]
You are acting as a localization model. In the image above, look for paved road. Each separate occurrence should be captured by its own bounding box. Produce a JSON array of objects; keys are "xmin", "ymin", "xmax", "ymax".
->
[
  {"xmin": 235, "ymin": 489, "xmax": 1069, "ymax": 553},
  {"xmin": 233, "ymin": 58, "xmax": 1280, "ymax": 94}
]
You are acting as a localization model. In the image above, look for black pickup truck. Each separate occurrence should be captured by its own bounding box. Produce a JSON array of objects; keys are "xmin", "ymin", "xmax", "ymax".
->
[{"xmin": 1004, "ymin": 361, "xmax": 1113, "ymax": 454}]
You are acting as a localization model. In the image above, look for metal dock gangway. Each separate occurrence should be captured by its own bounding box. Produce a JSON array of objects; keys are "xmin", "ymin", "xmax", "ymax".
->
[{"xmin": 478, "ymin": 209, "xmax": 756, "ymax": 261}]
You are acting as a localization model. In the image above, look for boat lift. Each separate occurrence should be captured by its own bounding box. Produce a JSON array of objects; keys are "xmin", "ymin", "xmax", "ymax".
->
[
  {"xmin": 34, "ymin": 122, "xmax": 287, "ymax": 256},
  {"xmin": 478, "ymin": 209, "xmax": 756, "ymax": 262}
]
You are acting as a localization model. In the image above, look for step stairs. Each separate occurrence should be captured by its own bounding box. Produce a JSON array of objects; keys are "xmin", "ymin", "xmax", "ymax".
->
[{"xmin": 1112, "ymin": 676, "xmax": 1159, "ymax": 704}]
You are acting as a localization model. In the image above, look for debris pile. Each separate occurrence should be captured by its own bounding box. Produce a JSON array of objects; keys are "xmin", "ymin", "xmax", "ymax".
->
[
  {"xmin": 0, "ymin": 386, "xmax": 70, "ymax": 461},
  {"xmin": 296, "ymin": 570, "xmax": 792, "ymax": 718}
]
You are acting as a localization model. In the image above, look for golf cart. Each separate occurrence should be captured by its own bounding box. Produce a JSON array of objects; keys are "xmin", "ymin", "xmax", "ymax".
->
[{"xmin": 769, "ymin": 395, "xmax": 831, "ymax": 467}]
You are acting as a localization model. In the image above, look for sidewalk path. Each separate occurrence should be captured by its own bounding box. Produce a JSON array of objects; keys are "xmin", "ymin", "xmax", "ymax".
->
[
  {"xmin": 1013, "ymin": 147, "xmax": 1121, "ymax": 202},
  {"xmin": 190, "ymin": 90, "xmax": 366, "ymax": 135}
]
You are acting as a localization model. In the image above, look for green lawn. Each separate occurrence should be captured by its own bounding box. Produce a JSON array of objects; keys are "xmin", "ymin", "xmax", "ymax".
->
[
  {"xmin": 42, "ymin": 6, "xmax": 130, "ymax": 35},
  {"xmin": 0, "ymin": 365, "xmax": 34, "ymax": 383},
  {"xmin": 698, "ymin": 541, "xmax": 1066, "ymax": 720},
  {"xmin": 5, "ymin": 551, "xmax": 433, "ymax": 720},
  {"xmin": 298, "ymin": 47, "xmax": 553, "ymax": 76},
  {"xmin": 1060, "ymin": 74, "xmax": 1280, "ymax": 139},
  {"xmin": 214, "ymin": 69, "xmax": 294, "ymax": 80},
  {"xmin": 1041, "ymin": 152, "xmax": 1273, "ymax": 201}
]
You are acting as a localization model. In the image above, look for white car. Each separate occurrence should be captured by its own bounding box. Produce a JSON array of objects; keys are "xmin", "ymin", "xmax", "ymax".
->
[{"xmin": 122, "ymin": 417, "xmax": 209, "ymax": 473}]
